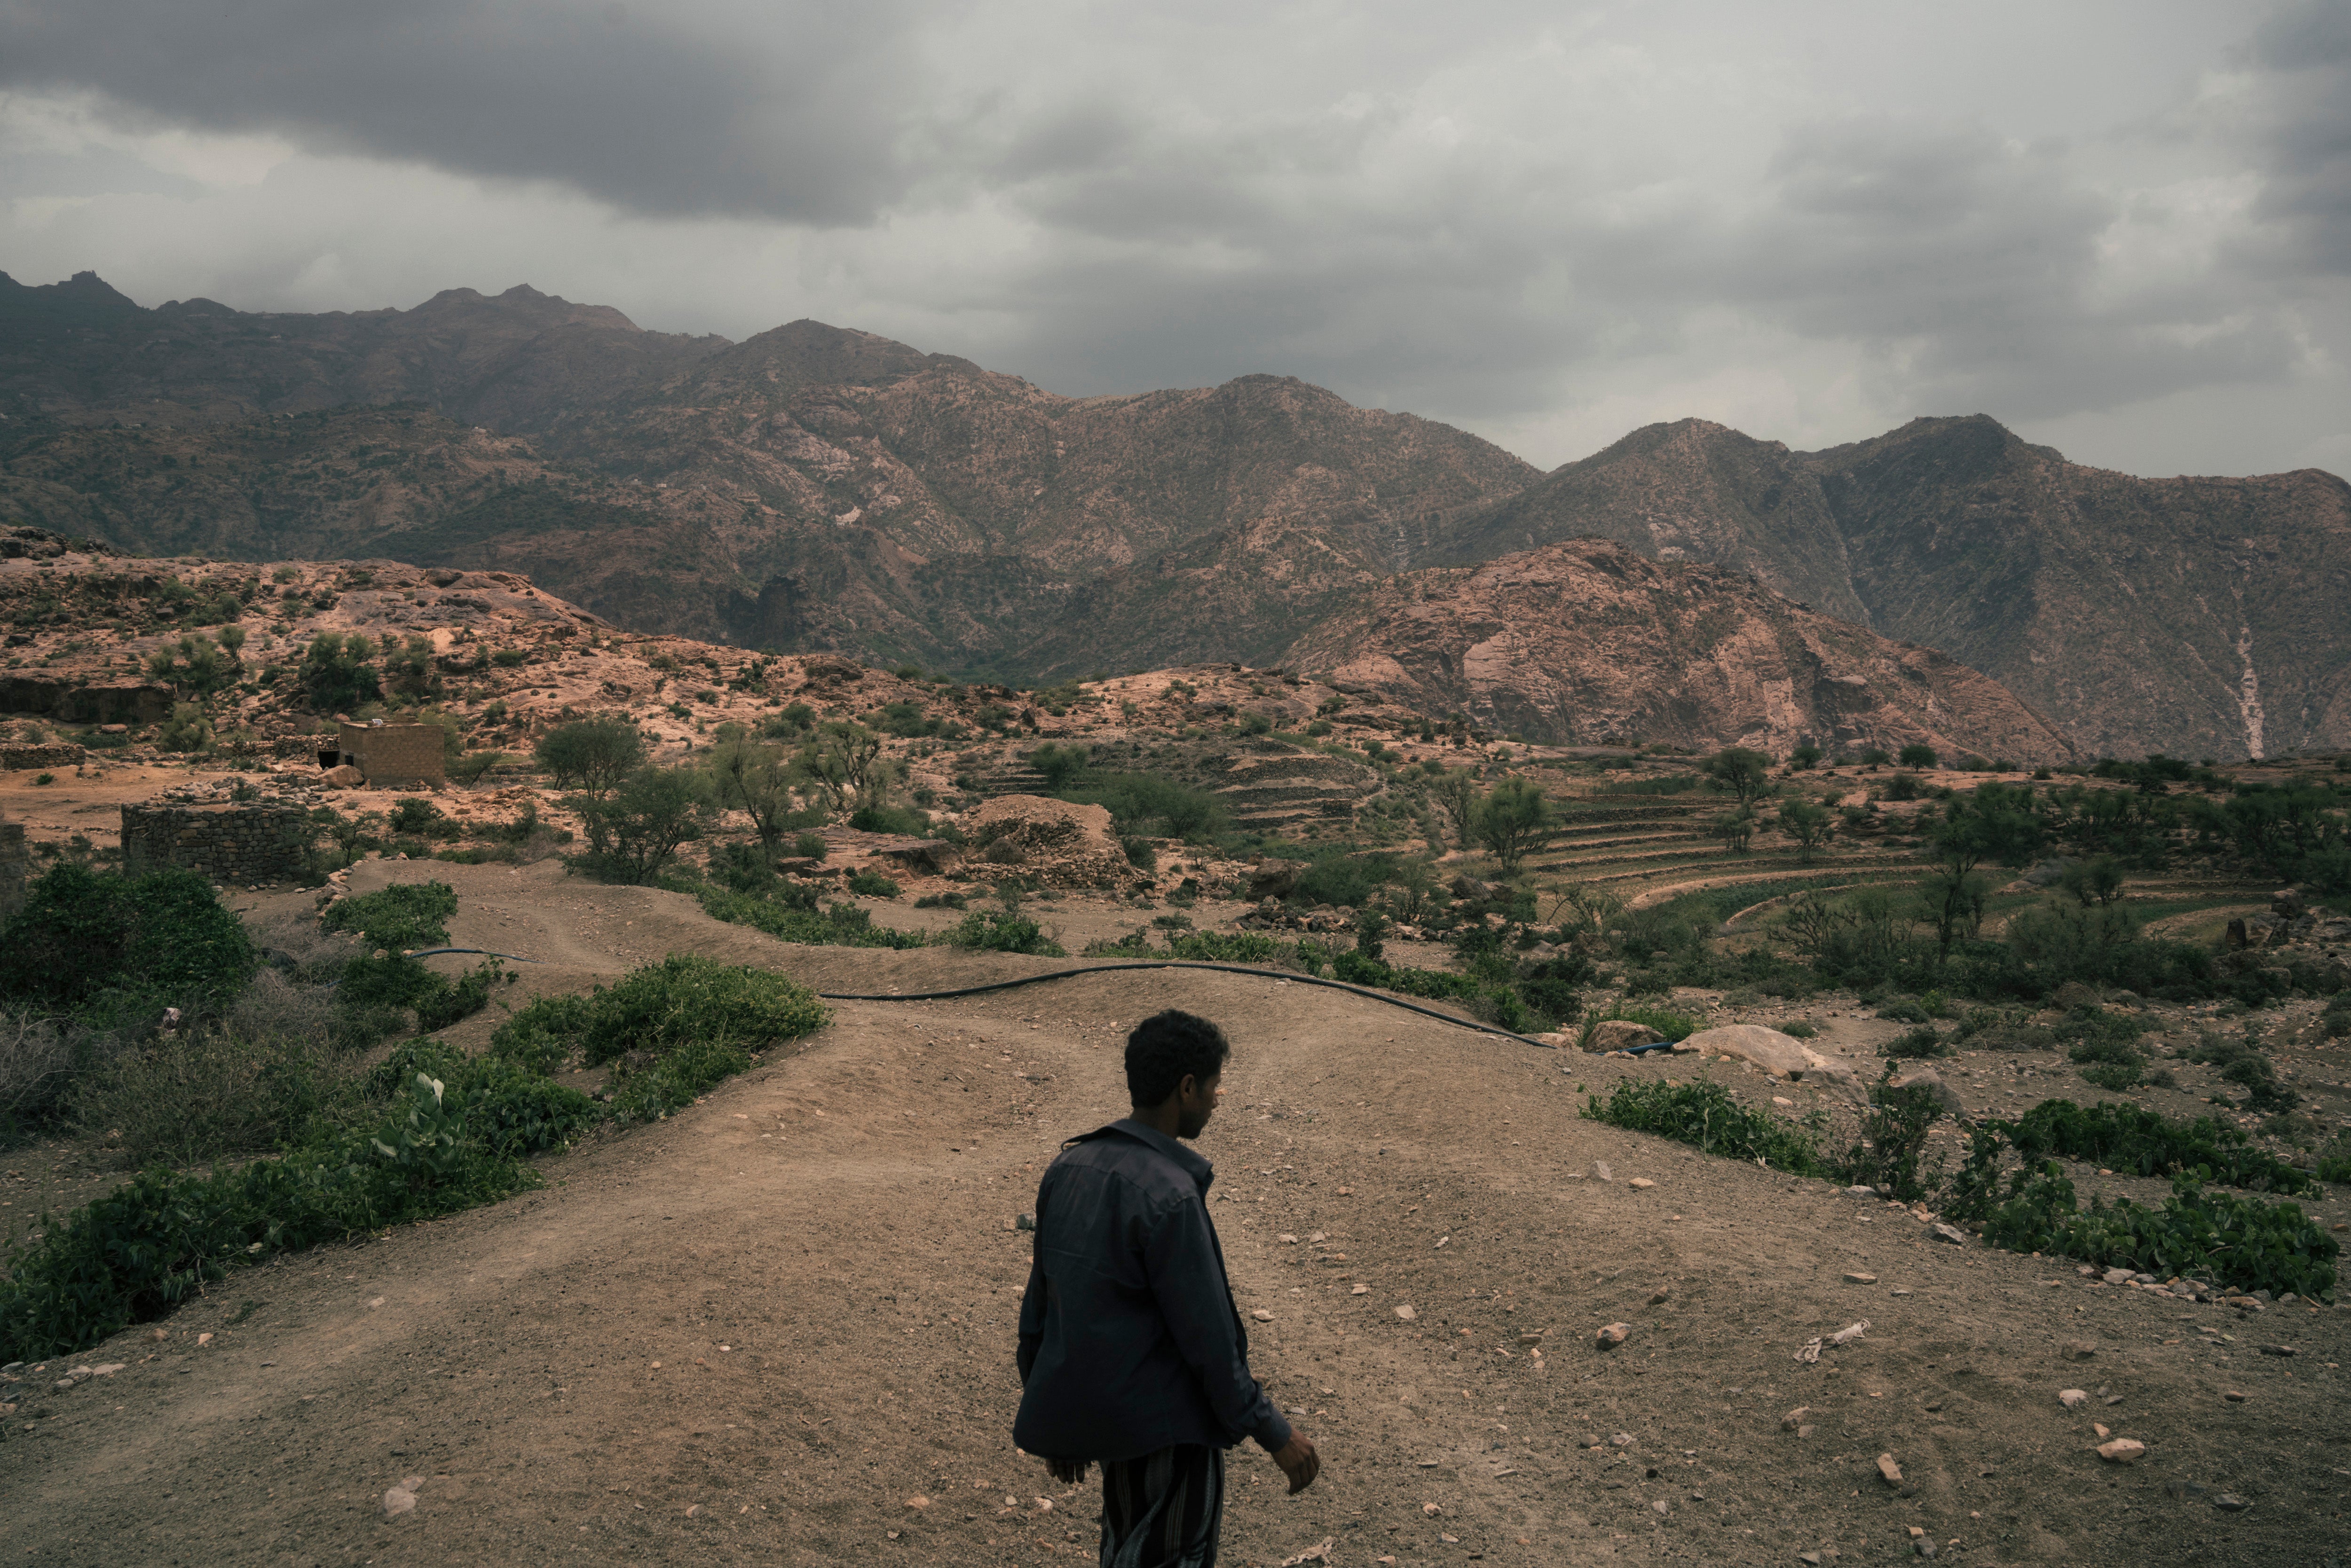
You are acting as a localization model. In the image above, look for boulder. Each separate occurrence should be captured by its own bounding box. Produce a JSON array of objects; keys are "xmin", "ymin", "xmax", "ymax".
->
[
  {"xmin": 1887, "ymin": 1067, "xmax": 1966, "ymax": 1119},
  {"xmin": 2050, "ymin": 980, "xmax": 2099, "ymax": 1010},
  {"xmin": 1449, "ymin": 873, "xmax": 1495, "ymax": 902},
  {"xmin": 1680, "ymin": 1025, "xmax": 1862, "ymax": 1097},
  {"xmin": 1585, "ymin": 1019, "xmax": 1666, "ymax": 1053},
  {"xmin": 1246, "ymin": 860, "xmax": 1302, "ymax": 901},
  {"xmin": 322, "ymin": 764, "xmax": 364, "ymax": 787}
]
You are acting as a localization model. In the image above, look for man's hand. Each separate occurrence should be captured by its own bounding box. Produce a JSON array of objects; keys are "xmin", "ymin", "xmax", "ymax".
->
[
  {"xmin": 1270, "ymin": 1432, "xmax": 1320, "ymax": 1494},
  {"xmin": 1046, "ymin": 1457, "xmax": 1089, "ymax": 1487}
]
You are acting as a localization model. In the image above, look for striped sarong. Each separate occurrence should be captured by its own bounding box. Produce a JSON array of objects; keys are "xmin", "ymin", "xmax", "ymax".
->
[{"xmin": 1098, "ymin": 1443, "xmax": 1224, "ymax": 1568}]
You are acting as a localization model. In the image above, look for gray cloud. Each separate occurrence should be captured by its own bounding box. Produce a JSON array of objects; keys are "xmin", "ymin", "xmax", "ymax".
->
[
  {"xmin": 0, "ymin": 0, "xmax": 2344, "ymax": 478},
  {"xmin": 0, "ymin": 0, "xmax": 923, "ymax": 222}
]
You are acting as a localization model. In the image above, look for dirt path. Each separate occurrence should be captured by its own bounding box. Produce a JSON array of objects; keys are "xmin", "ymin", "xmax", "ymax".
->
[{"xmin": 5, "ymin": 867, "xmax": 2349, "ymax": 1567}]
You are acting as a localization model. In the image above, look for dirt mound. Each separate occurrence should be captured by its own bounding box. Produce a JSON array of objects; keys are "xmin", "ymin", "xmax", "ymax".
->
[{"xmin": 967, "ymin": 794, "xmax": 1139, "ymax": 889}]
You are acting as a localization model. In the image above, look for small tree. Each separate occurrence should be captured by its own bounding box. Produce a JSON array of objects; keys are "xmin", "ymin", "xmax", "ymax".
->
[
  {"xmin": 298, "ymin": 631, "xmax": 381, "ymax": 712},
  {"xmin": 576, "ymin": 765, "xmax": 712, "ymax": 883},
  {"xmin": 1430, "ymin": 767, "xmax": 1479, "ymax": 850},
  {"xmin": 2058, "ymin": 854, "xmax": 2126, "ymax": 908},
  {"xmin": 1703, "ymin": 746, "xmax": 1772, "ymax": 807},
  {"xmin": 1917, "ymin": 867, "xmax": 1992, "ymax": 956},
  {"xmin": 1898, "ymin": 743, "xmax": 1939, "ymax": 769},
  {"xmin": 794, "ymin": 721, "xmax": 887, "ymax": 816},
  {"xmin": 1789, "ymin": 743, "xmax": 1822, "ymax": 770},
  {"xmin": 1710, "ymin": 811, "xmax": 1754, "ymax": 854},
  {"xmin": 535, "ymin": 717, "xmax": 644, "ymax": 801},
  {"xmin": 1777, "ymin": 798, "xmax": 1834, "ymax": 863},
  {"xmin": 1027, "ymin": 742, "xmax": 1091, "ymax": 790},
  {"xmin": 382, "ymin": 635, "xmax": 443, "ymax": 703},
  {"xmin": 709, "ymin": 737, "xmax": 800, "ymax": 855},
  {"xmin": 146, "ymin": 632, "xmax": 237, "ymax": 698},
  {"xmin": 1474, "ymin": 777, "xmax": 1554, "ymax": 873}
]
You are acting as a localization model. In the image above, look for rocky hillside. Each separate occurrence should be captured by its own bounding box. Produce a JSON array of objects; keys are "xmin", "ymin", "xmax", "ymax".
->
[
  {"xmin": 1443, "ymin": 416, "xmax": 2351, "ymax": 761},
  {"xmin": 7, "ymin": 273, "xmax": 2346, "ymax": 759},
  {"xmin": 1282, "ymin": 539, "xmax": 2076, "ymax": 761},
  {"xmin": 0, "ymin": 271, "xmax": 726, "ymax": 431}
]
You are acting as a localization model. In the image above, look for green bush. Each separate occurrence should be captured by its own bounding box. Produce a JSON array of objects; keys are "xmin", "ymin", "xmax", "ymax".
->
[
  {"xmin": 944, "ymin": 911, "xmax": 1066, "ymax": 956},
  {"xmin": 606, "ymin": 1036, "xmax": 756, "ymax": 1123},
  {"xmin": 321, "ymin": 881, "xmax": 458, "ymax": 949},
  {"xmin": 1950, "ymin": 1151, "xmax": 2334, "ymax": 1298},
  {"xmin": 1581, "ymin": 1079, "xmax": 1825, "ymax": 1173},
  {"xmin": 494, "ymin": 953, "xmax": 829, "ymax": 1069},
  {"xmin": 1881, "ymin": 1026, "xmax": 1953, "ymax": 1059},
  {"xmin": 0, "ymin": 865, "xmax": 255, "ymax": 1024},
  {"xmin": 70, "ymin": 1026, "xmax": 367, "ymax": 1170},
  {"xmin": 698, "ymin": 887, "xmax": 930, "ymax": 949},
  {"xmin": 2005, "ymin": 1099, "xmax": 2312, "ymax": 1194},
  {"xmin": 0, "ymin": 1072, "xmax": 539, "ymax": 1361},
  {"xmin": 846, "ymin": 868, "xmax": 902, "ymax": 898},
  {"xmin": 1830, "ymin": 1079, "xmax": 1944, "ymax": 1201}
]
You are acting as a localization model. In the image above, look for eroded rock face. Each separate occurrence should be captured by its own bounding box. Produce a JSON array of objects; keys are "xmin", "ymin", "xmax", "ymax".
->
[{"xmin": 1282, "ymin": 539, "xmax": 2075, "ymax": 761}]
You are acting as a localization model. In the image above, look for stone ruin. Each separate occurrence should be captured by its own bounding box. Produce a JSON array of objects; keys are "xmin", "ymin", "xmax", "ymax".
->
[{"xmin": 120, "ymin": 801, "xmax": 312, "ymax": 885}]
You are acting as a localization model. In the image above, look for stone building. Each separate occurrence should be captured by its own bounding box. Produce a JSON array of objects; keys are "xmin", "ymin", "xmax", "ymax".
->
[
  {"xmin": 331, "ymin": 720, "xmax": 446, "ymax": 786},
  {"xmin": 120, "ymin": 802, "xmax": 312, "ymax": 884}
]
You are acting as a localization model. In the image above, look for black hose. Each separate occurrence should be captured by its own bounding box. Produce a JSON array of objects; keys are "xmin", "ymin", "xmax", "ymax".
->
[
  {"xmin": 809, "ymin": 961, "xmax": 1557, "ymax": 1049},
  {"xmin": 403, "ymin": 947, "xmax": 543, "ymax": 963}
]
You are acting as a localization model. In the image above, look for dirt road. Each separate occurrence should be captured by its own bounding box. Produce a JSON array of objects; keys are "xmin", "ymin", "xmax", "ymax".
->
[{"xmin": 4, "ymin": 863, "xmax": 2347, "ymax": 1566}]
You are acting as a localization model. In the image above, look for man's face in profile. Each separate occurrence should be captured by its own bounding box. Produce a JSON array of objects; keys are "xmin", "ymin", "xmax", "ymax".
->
[{"xmin": 1177, "ymin": 1071, "xmax": 1223, "ymax": 1139}]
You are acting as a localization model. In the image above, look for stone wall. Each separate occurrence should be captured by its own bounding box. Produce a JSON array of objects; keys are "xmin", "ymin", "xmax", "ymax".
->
[
  {"xmin": 0, "ymin": 820, "xmax": 27, "ymax": 920},
  {"xmin": 120, "ymin": 802, "xmax": 312, "ymax": 884},
  {"xmin": 0, "ymin": 677, "xmax": 174, "ymax": 725},
  {"xmin": 337, "ymin": 721, "xmax": 446, "ymax": 785},
  {"xmin": 2, "ymin": 744, "xmax": 84, "ymax": 771}
]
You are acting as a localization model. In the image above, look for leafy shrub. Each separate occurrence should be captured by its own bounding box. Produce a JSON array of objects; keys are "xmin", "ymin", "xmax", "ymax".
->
[
  {"xmin": 846, "ymin": 868, "xmax": 902, "ymax": 898},
  {"xmin": 335, "ymin": 953, "xmax": 501, "ymax": 1033},
  {"xmin": 849, "ymin": 803, "xmax": 930, "ymax": 835},
  {"xmin": 606, "ymin": 1037, "xmax": 757, "ymax": 1123},
  {"xmin": 915, "ymin": 892, "xmax": 967, "ymax": 910},
  {"xmin": 1083, "ymin": 930, "xmax": 1158, "ymax": 958},
  {"xmin": 793, "ymin": 832, "xmax": 828, "ymax": 860},
  {"xmin": 1948, "ymin": 1144, "xmax": 2335, "ymax": 1297},
  {"xmin": 534, "ymin": 716, "xmax": 644, "ymax": 796},
  {"xmin": 322, "ymin": 881, "xmax": 458, "ymax": 949},
  {"xmin": 0, "ymin": 1072, "xmax": 539, "ymax": 1360},
  {"xmin": 1830, "ymin": 1079, "xmax": 1945, "ymax": 1200},
  {"xmin": 0, "ymin": 865, "xmax": 255, "ymax": 1024},
  {"xmin": 698, "ymin": 887, "xmax": 930, "ymax": 949},
  {"xmin": 1881, "ymin": 1025, "xmax": 1953, "ymax": 1059},
  {"xmin": 944, "ymin": 911, "xmax": 1066, "ymax": 956},
  {"xmin": 1781, "ymin": 1021, "xmax": 1818, "ymax": 1039},
  {"xmin": 69, "ymin": 1026, "xmax": 367, "ymax": 1169},
  {"xmin": 1877, "ymin": 998, "xmax": 1931, "ymax": 1023},
  {"xmin": 1063, "ymin": 771, "xmax": 1228, "ymax": 842},
  {"xmin": 2006, "ymin": 1099, "xmax": 2312, "ymax": 1194},
  {"xmin": 1581, "ymin": 1079, "xmax": 1825, "ymax": 1173},
  {"xmin": 572, "ymin": 765, "xmax": 712, "ymax": 884},
  {"xmin": 496, "ymin": 953, "xmax": 829, "ymax": 1069},
  {"xmin": 297, "ymin": 631, "xmax": 381, "ymax": 711},
  {"xmin": 1513, "ymin": 955, "xmax": 1589, "ymax": 1028}
]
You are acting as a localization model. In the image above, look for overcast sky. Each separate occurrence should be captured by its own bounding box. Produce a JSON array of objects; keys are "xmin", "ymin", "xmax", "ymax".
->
[{"xmin": 2, "ymin": 0, "xmax": 2346, "ymax": 478}]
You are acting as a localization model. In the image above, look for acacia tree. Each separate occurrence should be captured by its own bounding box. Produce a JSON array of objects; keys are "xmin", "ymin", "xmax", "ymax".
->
[
  {"xmin": 535, "ymin": 717, "xmax": 644, "ymax": 802},
  {"xmin": 1704, "ymin": 747, "xmax": 1772, "ymax": 808},
  {"xmin": 1429, "ymin": 768, "xmax": 1479, "ymax": 850},
  {"xmin": 793, "ymin": 721, "xmax": 886, "ymax": 816},
  {"xmin": 1777, "ymin": 798, "xmax": 1834, "ymax": 864},
  {"xmin": 1474, "ymin": 777, "xmax": 1554, "ymax": 873},
  {"xmin": 710, "ymin": 736, "xmax": 799, "ymax": 855}
]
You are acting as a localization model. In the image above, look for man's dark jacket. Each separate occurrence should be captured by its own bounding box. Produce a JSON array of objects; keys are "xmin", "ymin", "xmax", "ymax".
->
[{"xmin": 1014, "ymin": 1119, "xmax": 1291, "ymax": 1462}]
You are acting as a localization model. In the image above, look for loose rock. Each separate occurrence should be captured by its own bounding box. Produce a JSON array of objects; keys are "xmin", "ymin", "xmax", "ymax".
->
[
  {"xmin": 2058, "ymin": 1389, "xmax": 2088, "ymax": 1409},
  {"xmin": 1596, "ymin": 1323, "xmax": 1631, "ymax": 1349},
  {"xmin": 2096, "ymin": 1439, "xmax": 2146, "ymax": 1464},
  {"xmin": 1876, "ymin": 1454, "xmax": 1904, "ymax": 1485}
]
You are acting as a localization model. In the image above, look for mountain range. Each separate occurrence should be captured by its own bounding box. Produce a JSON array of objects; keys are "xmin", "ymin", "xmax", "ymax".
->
[{"xmin": 2, "ymin": 270, "xmax": 2344, "ymax": 761}]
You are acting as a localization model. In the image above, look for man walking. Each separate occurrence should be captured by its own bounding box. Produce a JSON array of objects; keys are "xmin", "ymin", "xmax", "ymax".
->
[{"xmin": 1016, "ymin": 1009, "xmax": 1320, "ymax": 1567}]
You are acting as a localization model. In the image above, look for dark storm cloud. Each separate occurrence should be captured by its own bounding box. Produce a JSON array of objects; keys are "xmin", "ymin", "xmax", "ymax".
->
[
  {"xmin": 2246, "ymin": 0, "xmax": 2351, "ymax": 274},
  {"xmin": 0, "ymin": 0, "xmax": 919, "ymax": 221}
]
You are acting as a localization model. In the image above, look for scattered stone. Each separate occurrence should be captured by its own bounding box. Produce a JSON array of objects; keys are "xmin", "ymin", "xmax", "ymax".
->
[
  {"xmin": 2212, "ymin": 1494, "xmax": 2251, "ymax": 1512},
  {"xmin": 1648, "ymin": 1288, "xmax": 1671, "ymax": 1305},
  {"xmin": 2093, "ymin": 1423, "xmax": 2109, "ymax": 1438},
  {"xmin": 2258, "ymin": 1344, "xmax": 2297, "ymax": 1358},
  {"xmin": 1015, "ymin": 1213, "xmax": 1036, "ymax": 1232},
  {"xmin": 1876, "ymin": 1454, "xmax": 1904, "ymax": 1485},
  {"xmin": 2223, "ymin": 1390, "xmax": 2248, "ymax": 1402},
  {"xmin": 2164, "ymin": 1480, "xmax": 2211, "ymax": 1502},
  {"xmin": 2062, "ymin": 1340, "xmax": 2098, "ymax": 1361},
  {"xmin": 1843, "ymin": 1272, "xmax": 1878, "ymax": 1284},
  {"xmin": 1251, "ymin": 1309, "xmax": 1274, "ymax": 1322},
  {"xmin": 1611, "ymin": 1432, "xmax": 1635, "ymax": 1447},
  {"xmin": 1517, "ymin": 1332, "xmax": 1544, "ymax": 1346},
  {"xmin": 2058, "ymin": 1389, "xmax": 2088, "ymax": 1409},
  {"xmin": 2102, "ymin": 1268, "xmax": 2134, "ymax": 1285},
  {"xmin": 1781, "ymin": 1407, "xmax": 1810, "ymax": 1431},
  {"xmin": 1628, "ymin": 1178, "xmax": 1656, "ymax": 1190},
  {"xmin": 1886, "ymin": 1066, "xmax": 1965, "ymax": 1119},
  {"xmin": 1930, "ymin": 1223, "xmax": 1967, "ymax": 1247},
  {"xmin": 1593, "ymin": 1161, "xmax": 1613, "ymax": 1182},
  {"xmin": 1651, "ymin": 1499, "xmax": 1670, "ymax": 1515},
  {"xmin": 2096, "ymin": 1439, "xmax": 2146, "ymax": 1464},
  {"xmin": 1351, "ymin": 1284, "xmax": 1371, "ymax": 1295},
  {"xmin": 1799, "ymin": 1554, "xmax": 1822, "ymax": 1566},
  {"xmin": 1596, "ymin": 1323, "xmax": 1632, "ymax": 1349},
  {"xmin": 907, "ymin": 1497, "xmax": 931, "ymax": 1508},
  {"xmin": 1395, "ymin": 1305, "xmax": 1417, "ymax": 1322},
  {"xmin": 1843, "ymin": 1186, "xmax": 1877, "ymax": 1198},
  {"xmin": 383, "ymin": 1477, "xmax": 425, "ymax": 1517}
]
